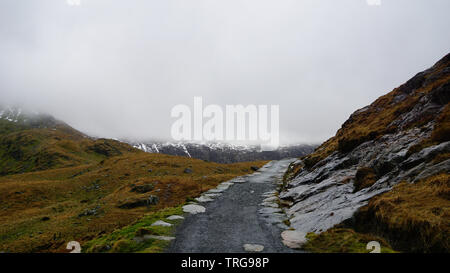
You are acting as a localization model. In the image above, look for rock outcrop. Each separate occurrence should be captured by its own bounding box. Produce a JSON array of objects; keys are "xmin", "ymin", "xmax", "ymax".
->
[{"xmin": 280, "ymin": 53, "xmax": 450, "ymax": 252}]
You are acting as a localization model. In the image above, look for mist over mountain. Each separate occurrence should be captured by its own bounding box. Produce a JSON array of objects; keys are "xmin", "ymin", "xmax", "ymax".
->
[
  {"xmin": 1, "ymin": 1, "xmax": 449, "ymax": 144},
  {"xmin": 0, "ymin": 105, "xmax": 315, "ymax": 164}
]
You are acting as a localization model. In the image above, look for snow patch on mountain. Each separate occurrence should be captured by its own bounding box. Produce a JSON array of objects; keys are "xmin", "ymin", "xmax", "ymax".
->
[{"xmin": 127, "ymin": 140, "xmax": 316, "ymax": 163}]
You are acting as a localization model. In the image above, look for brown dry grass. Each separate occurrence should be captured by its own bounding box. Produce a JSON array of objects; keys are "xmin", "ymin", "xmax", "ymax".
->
[
  {"xmin": 353, "ymin": 167, "xmax": 377, "ymax": 192},
  {"xmin": 0, "ymin": 152, "xmax": 267, "ymax": 252},
  {"xmin": 0, "ymin": 127, "xmax": 137, "ymax": 175},
  {"xmin": 354, "ymin": 173, "xmax": 450, "ymax": 252}
]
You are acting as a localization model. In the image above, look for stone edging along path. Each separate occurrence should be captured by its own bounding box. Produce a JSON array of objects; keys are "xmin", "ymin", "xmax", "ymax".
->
[{"xmin": 166, "ymin": 159, "xmax": 306, "ymax": 253}]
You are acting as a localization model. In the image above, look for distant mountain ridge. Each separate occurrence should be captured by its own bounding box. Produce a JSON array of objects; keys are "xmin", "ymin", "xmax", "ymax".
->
[
  {"xmin": 0, "ymin": 105, "xmax": 316, "ymax": 170},
  {"xmin": 128, "ymin": 141, "xmax": 316, "ymax": 163}
]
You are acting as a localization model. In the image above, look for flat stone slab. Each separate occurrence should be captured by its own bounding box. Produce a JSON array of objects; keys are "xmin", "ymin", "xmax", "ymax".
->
[
  {"xmin": 263, "ymin": 196, "xmax": 278, "ymax": 202},
  {"xmin": 281, "ymin": 230, "xmax": 307, "ymax": 249},
  {"xmin": 260, "ymin": 213, "xmax": 287, "ymax": 224},
  {"xmin": 183, "ymin": 204, "xmax": 206, "ymax": 214},
  {"xmin": 231, "ymin": 178, "xmax": 247, "ymax": 183},
  {"xmin": 261, "ymin": 202, "xmax": 279, "ymax": 208},
  {"xmin": 258, "ymin": 207, "xmax": 282, "ymax": 214},
  {"xmin": 216, "ymin": 183, "xmax": 232, "ymax": 191},
  {"xmin": 204, "ymin": 193, "xmax": 221, "ymax": 198},
  {"xmin": 195, "ymin": 196, "xmax": 214, "ymax": 203},
  {"xmin": 151, "ymin": 220, "xmax": 172, "ymax": 227},
  {"xmin": 207, "ymin": 188, "xmax": 226, "ymax": 193},
  {"xmin": 262, "ymin": 191, "xmax": 277, "ymax": 197},
  {"xmin": 166, "ymin": 215, "xmax": 184, "ymax": 220},
  {"xmin": 243, "ymin": 244, "xmax": 264, "ymax": 252}
]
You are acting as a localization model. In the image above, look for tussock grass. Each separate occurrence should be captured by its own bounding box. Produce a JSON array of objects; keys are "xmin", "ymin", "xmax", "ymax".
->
[
  {"xmin": 83, "ymin": 206, "xmax": 183, "ymax": 253},
  {"xmin": 354, "ymin": 173, "xmax": 450, "ymax": 252},
  {"xmin": 0, "ymin": 128, "xmax": 137, "ymax": 175},
  {"xmin": 353, "ymin": 167, "xmax": 377, "ymax": 192},
  {"xmin": 303, "ymin": 228, "xmax": 396, "ymax": 253}
]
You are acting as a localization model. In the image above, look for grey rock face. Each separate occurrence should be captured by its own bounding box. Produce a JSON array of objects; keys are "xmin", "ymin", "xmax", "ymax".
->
[{"xmin": 281, "ymin": 126, "xmax": 449, "ymax": 234}]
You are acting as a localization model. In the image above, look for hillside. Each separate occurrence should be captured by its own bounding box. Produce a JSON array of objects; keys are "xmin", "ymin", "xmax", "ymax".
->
[
  {"xmin": 0, "ymin": 108, "xmax": 266, "ymax": 252},
  {"xmin": 0, "ymin": 106, "xmax": 136, "ymax": 176},
  {"xmin": 281, "ymin": 53, "xmax": 450, "ymax": 252}
]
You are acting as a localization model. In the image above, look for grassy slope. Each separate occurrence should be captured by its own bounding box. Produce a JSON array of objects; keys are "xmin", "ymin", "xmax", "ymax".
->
[
  {"xmin": 0, "ymin": 114, "xmax": 267, "ymax": 252},
  {"xmin": 0, "ymin": 122, "xmax": 136, "ymax": 175},
  {"xmin": 83, "ymin": 206, "xmax": 185, "ymax": 253},
  {"xmin": 353, "ymin": 173, "xmax": 449, "ymax": 252},
  {"xmin": 0, "ymin": 150, "xmax": 266, "ymax": 252}
]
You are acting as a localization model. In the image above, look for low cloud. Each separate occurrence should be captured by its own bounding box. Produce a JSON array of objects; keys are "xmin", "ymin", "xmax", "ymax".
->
[{"xmin": 0, "ymin": 0, "xmax": 449, "ymax": 144}]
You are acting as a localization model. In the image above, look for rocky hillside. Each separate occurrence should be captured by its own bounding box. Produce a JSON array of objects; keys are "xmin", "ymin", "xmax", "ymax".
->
[
  {"xmin": 129, "ymin": 141, "xmax": 316, "ymax": 163},
  {"xmin": 280, "ymin": 53, "xmax": 450, "ymax": 252}
]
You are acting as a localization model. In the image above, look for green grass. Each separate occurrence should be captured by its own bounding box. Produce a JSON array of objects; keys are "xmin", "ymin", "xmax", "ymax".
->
[{"xmin": 83, "ymin": 206, "xmax": 184, "ymax": 253}]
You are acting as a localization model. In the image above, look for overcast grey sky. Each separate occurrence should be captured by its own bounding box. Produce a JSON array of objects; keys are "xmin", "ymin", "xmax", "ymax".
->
[{"xmin": 0, "ymin": 0, "xmax": 449, "ymax": 144}]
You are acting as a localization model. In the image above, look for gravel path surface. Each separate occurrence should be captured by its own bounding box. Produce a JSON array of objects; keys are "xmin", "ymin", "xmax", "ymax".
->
[{"xmin": 168, "ymin": 159, "xmax": 302, "ymax": 253}]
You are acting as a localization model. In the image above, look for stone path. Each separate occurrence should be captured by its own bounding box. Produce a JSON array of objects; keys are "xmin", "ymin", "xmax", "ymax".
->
[{"xmin": 167, "ymin": 159, "xmax": 303, "ymax": 253}]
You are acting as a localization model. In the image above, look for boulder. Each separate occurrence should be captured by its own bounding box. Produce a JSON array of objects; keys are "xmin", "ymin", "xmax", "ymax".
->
[
  {"xmin": 118, "ymin": 195, "xmax": 159, "ymax": 209},
  {"xmin": 78, "ymin": 206, "xmax": 101, "ymax": 217},
  {"xmin": 130, "ymin": 183, "xmax": 154, "ymax": 193}
]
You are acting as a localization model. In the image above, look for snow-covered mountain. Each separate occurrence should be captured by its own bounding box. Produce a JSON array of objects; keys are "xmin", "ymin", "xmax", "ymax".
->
[{"xmin": 128, "ymin": 141, "xmax": 316, "ymax": 163}]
